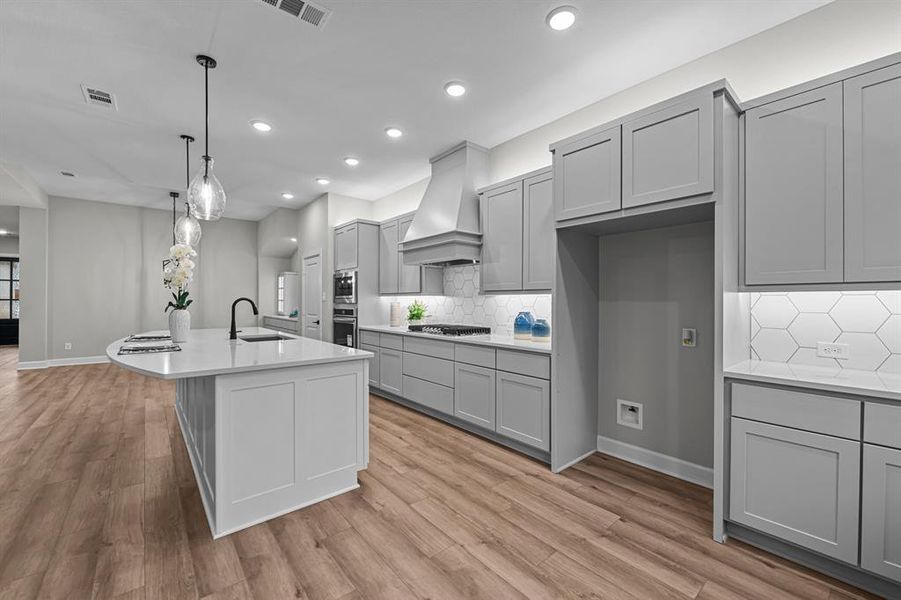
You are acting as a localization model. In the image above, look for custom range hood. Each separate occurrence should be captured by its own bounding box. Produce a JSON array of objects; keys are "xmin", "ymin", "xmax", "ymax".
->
[{"xmin": 400, "ymin": 141, "xmax": 489, "ymax": 266}]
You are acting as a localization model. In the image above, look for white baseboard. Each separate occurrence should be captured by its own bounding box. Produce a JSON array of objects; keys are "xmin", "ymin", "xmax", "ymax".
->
[
  {"xmin": 18, "ymin": 355, "xmax": 109, "ymax": 370},
  {"xmin": 596, "ymin": 435, "xmax": 713, "ymax": 489}
]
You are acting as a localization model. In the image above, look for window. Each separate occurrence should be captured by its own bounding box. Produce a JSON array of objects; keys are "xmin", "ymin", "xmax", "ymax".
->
[
  {"xmin": 0, "ymin": 258, "xmax": 19, "ymax": 320},
  {"xmin": 277, "ymin": 274, "xmax": 286, "ymax": 314}
]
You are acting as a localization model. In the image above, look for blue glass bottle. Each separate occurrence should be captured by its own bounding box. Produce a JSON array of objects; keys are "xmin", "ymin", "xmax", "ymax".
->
[
  {"xmin": 514, "ymin": 311, "xmax": 535, "ymax": 340},
  {"xmin": 531, "ymin": 319, "xmax": 551, "ymax": 342}
]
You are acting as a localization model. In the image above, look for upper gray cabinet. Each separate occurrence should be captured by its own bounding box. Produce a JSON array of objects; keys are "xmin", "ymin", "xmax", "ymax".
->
[
  {"xmin": 481, "ymin": 181, "xmax": 524, "ymax": 292},
  {"xmin": 744, "ymin": 83, "xmax": 844, "ymax": 285},
  {"xmin": 553, "ymin": 126, "xmax": 621, "ymax": 221},
  {"xmin": 844, "ymin": 63, "xmax": 901, "ymax": 283},
  {"xmin": 622, "ymin": 95, "xmax": 714, "ymax": 208},
  {"xmin": 334, "ymin": 223, "xmax": 358, "ymax": 271},
  {"xmin": 378, "ymin": 212, "xmax": 442, "ymax": 296},
  {"xmin": 479, "ymin": 168, "xmax": 554, "ymax": 293},
  {"xmin": 397, "ymin": 215, "xmax": 423, "ymax": 294},
  {"xmin": 379, "ymin": 220, "xmax": 399, "ymax": 293}
]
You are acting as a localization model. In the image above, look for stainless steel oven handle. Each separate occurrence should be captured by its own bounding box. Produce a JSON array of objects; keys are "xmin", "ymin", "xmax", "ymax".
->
[{"xmin": 333, "ymin": 317, "xmax": 357, "ymax": 324}]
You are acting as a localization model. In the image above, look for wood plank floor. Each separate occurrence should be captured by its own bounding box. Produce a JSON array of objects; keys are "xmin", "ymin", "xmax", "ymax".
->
[{"xmin": 0, "ymin": 345, "xmax": 883, "ymax": 599}]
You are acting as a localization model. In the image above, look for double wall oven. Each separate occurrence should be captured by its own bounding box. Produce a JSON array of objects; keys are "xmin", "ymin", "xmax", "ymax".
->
[{"xmin": 333, "ymin": 270, "xmax": 358, "ymax": 347}]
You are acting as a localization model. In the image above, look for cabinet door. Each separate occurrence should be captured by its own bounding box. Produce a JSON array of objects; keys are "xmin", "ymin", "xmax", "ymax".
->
[
  {"xmin": 861, "ymin": 444, "xmax": 901, "ymax": 583},
  {"xmin": 335, "ymin": 224, "xmax": 358, "ymax": 271},
  {"xmin": 496, "ymin": 371, "xmax": 550, "ymax": 451},
  {"xmin": 480, "ymin": 182, "xmax": 523, "ymax": 292},
  {"xmin": 729, "ymin": 417, "xmax": 860, "ymax": 564},
  {"xmin": 554, "ymin": 126, "xmax": 621, "ymax": 221},
  {"xmin": 362, "ymin": 344, "xmax": 380, "ymax": 388},
  {"xmin": 397, "ymin": 215, "xmax": 422, "ymax": 294},
  {"xmin": 522, "ymin": 171, "xmax": 554, "ymax": 291},
  {"xmin": 844, "ymin": 64, "xmax": 901, "ymax": 283},
  {"xmin": 379, "ymin": 220, "xmax": 399, "ymax": 294},
  {"xmin": 745, "ymin": 83, "xmax": 844, "ymax": 285},
  {"xmin": 454, "ymin": 363, "xmax": 496, "ymax": 429},
  {"xmin": 378, "ymin": 348, "xmax": 403, "ymax": 396},
  {"xmin": 622, "ymin": 94, "xmax": 713, "ymax": 208}
]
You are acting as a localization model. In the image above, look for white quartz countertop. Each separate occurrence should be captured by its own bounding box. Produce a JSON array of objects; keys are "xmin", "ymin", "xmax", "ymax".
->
[
  {"xmin": 358, "ymin": 325, "xmax": 552, "ymax": 354},
  {"xmin": 725, "ymin": 359, "xmax": 901, "ymax": 402},
  {"xmin": 107, "ymin": 327, "xmax": 372, "ymax": 380}
]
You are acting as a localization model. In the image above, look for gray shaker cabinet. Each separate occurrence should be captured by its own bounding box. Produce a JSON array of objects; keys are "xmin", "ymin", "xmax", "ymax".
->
[
  {"xmin": 496, "ymin": 371, "xmax": 550, "ymax": 452},
  {"xmin": 480, "ymin": 181, "xmax": 524, "ymax": 292},
  {"xmin": 334, "ymin": 223, "xmax": 358, "ymax": 271},
  {"xmin": 454, "ymin": 363, "xmax": 496, "ymax": 430},
  {"xmin": 378, "ymin": 348, "xmax": 403, "ymax": 396},
  {"xmin": 379, "ymin": 220, "xmax": 399, "ymax": 293},
  {"xmin": 729, "ymin": 417, "xmax": 860, "ymax": 564},
  {"xmin": 861, "ymin": 444, "xmax": 901, "ymax": 583},
  {"xmin": 522, "ymin": 170, "xmax": 554, "ymax": 290},
  {"xmin": 622, "ymin": 94, "xmax": 714, "ymax": 208},
  {"xmin": 553, "ymin": 126, "xmax": 622, "ymax": 221},
  {"xmin": 744, "ymin": 83, "xmax": 844, "ymax": 285},
  {"xmin": 362, "ymin": 344, "xmax": 380, "ymax": 387},
  {"xmin": 844, "ymin": 63, "xmax": 901, "ymax": 283},
  {"xmin": 397, "ymin": 214, "xmax": 423, "ymax": 294}
]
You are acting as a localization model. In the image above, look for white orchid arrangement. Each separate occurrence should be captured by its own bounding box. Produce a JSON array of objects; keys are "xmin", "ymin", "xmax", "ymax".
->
[{"xmin": 163, "ymin": 244, "xmax": 196, "ymax": 312}]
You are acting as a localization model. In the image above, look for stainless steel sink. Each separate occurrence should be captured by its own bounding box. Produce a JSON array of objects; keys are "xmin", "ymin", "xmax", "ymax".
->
[{"xmin": 238, "ymin": 333, "xmax": 293, "ymax": 342}]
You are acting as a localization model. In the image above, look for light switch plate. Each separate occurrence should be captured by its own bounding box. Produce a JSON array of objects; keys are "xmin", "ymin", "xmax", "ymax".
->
[
  {"xmin": 681, "ymin": 328, "xmax": 697, "ymax": 347},
  {"xmin": 817, "ymin": 342, "xmax": 850, "ymax": 360}
]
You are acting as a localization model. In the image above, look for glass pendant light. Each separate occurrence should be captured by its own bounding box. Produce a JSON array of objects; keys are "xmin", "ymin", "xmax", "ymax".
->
[
  {"xmin": 187, "ymin": 55, "xmax": 226, "ymax": 220},
  {"xmin": 175, "ymin": 134, "xmax": 202, "ymax": 246}
]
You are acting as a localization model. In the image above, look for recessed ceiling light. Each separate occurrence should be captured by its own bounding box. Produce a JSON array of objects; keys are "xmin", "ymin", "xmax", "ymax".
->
[
  {"xmin": 385, "ymin": 127, "xmax": 403, "ymax": 139},
  {"xmin": 343, "ymin": 157, "xmax": 360, "ymax": 167},
  {"xmin": 281, "ymin": 192, "xmax": 294, "ymax": 200},
  {"xmin": 60, "ymin": 171, "xmax": 75, "ymax": 177},
  {"xmin": 0, "ymin": 230, "xmax": 7, "ymax": 236},
  {"xmin": 250, "ymin": 120, "xmax": 272, "ymax": 132},
  {"xmin": 290, "ymin": 237, "xmax": 297, "ymax": 243},
  {"xmin": 444, "ymin": 81, "xmax": 466, "ymax": 97},
  {"xmin": 315, "ymin": 177, "xmax": 330, "ymax": 185},
  {"xmin": 546, "ymin": 6, "xmax": 577, "ymax": 30}
]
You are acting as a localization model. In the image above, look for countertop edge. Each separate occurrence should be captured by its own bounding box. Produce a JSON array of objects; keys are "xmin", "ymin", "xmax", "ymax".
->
[{"xmin": 724, "ymin": 365, "xmax": 901, "ymax": 402}]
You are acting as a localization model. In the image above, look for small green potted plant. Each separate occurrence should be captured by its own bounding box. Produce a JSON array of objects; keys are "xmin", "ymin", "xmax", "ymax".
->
[{"xmin": 407, "ymin": 300, "xmax": 427, "ymax": 326}]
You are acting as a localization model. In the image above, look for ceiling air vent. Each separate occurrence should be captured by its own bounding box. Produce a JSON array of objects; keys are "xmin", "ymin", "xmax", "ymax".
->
[
  {"xmin": 259, "ymin": 0, "xmax": 332, "ymax": 30},
  {"xmin": 81, "ymin": 85, "xmax": 117, "ymax": 110}
]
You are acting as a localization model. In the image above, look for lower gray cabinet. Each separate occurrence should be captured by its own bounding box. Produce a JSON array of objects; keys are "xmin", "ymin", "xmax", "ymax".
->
[
  {"xmin": 378, "ymin": 348, "xmax": 403, "ymax": 396},
  {"xmin": 362, "ymin": 344, "xmax": 380, "ymax": 387},
  {"xmin": 454, "ymin": 363, "xmax": 496, "ymax": 429},
  {"xmin": 729, "ymin": 417, "xmax": 860, "ymax": 564},
  {"xmin": 496, "ymin": 371, "xmax": 550, "ymax": 452},
  {"xmin": 861, "ymin": 444, "xmax": 901, "ymax": 583}
]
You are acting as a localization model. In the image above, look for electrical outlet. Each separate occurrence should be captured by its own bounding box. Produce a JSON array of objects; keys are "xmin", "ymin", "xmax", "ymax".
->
[
  {"xmin": 616, "ymin": 399, "xmax": 643, "ymax": 430},
  {"xmin": 817, "ymin": 342, "xmax": 850, "ymax": 360},
  {"xmin": 64, "ymin": 342, "xmax": 72, "ymax": 350}
]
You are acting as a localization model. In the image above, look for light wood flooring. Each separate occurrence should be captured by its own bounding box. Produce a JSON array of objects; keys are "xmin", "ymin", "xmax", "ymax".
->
[{"xmin": 0, "ymin": 345, "xmax": 882, "ymax": 599}]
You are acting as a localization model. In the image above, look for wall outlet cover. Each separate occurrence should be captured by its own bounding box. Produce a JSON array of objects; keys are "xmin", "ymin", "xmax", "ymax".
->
[
  {"xmin": 817, "ymin": 341, "xmax": 850, "ymax": 360},
  {"xmin": 616, "ymin": 399, "xmax": 643, "ymax": 430},
  {"xmin": 681, "ymin": 328, "xmax": 697, "ymax": 347},
  {"xmin": 64, "ymin": 342, "xmax": 72, "ymax": 350}
]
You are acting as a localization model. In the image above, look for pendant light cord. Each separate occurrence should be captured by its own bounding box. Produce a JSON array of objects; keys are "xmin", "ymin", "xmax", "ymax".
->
[
  {"xmin": 203, "ymin": 60, "xmax": 210, "ymax": 178},
  {"xmin": 184, "ymin": 135, "xmax": 192, "ymax": 216},
  {"xmin": 172, "ymin": 196, "xmax": 176, "ymax": 245}
]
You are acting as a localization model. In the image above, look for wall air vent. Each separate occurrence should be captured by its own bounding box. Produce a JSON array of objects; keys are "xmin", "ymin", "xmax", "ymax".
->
[
  {"xmin": 259, "ymin": 0, "xmax": 332, "ymax": 30},
  {"xmin": 81, "ymin": 85, "xmax": 117, "ymax": 110}
]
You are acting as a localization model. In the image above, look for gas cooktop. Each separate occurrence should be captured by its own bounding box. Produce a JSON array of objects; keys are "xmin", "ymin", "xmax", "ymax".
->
[{"xmin": 408, "ymin": 324, "xmax": 491, "ymax": 337}]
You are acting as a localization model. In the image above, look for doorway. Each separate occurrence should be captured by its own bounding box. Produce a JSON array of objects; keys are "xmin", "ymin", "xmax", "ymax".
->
[
  {"xmin": 302, "ymin": 251, "xmax": 322, "ymax": 340},
  {"xmin": 0, "ymin": 257, "xmax": 18, "ymax": 346}
]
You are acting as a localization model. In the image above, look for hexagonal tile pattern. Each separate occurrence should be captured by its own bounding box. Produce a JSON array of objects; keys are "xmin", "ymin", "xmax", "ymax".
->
[
  {"xmin": 877, "ymin": 314, "xmax": 901, "ymax": 354},
  {"xmin": 752, "ymin": 296, "xmax": 798, "ymax": 328},
  {"xmin": 788, "ymin": 291, "xmax": 841, "ymax": 313},
  {"xmin": 750, "ymin": 316, "xmax": 760, "ymax": 339},
  {"xmin": 788, "ymin": 313, "xmax": 840, "ymax": 348},
  {"xmin": 830, "ymin": 295, "xmax": 889, "ymax": 332},
  {"xmin": 534, "ymin": 296, "xmax": 551, "ymax": 320},
  {"xmin": 751, "ymin": 329, "xmax": 798, "ymax": 362},
  {"xmin": 835, "ymin": 332, "xmax": 889, "ymax": 371},
  {"xmin": 878, "ymin": 354, "xmax": 901, "ymax": 375},
  {"xmin": 878, "ymin": 291, "xmax": 901, "ymax": 314}
]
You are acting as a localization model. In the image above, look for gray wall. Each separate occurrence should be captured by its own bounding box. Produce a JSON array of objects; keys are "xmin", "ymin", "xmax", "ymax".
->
[
  {"xmin": 293, "ymin": 195, "xmax": 331, "ymax": 341},
  {"xmin": 47, "ymin": 196, "xmax": 258, "ymax": 359},
  {"xmin": 18, "ymin": 207, "xmax": 47, "ymax": 363},
  {"xmin": 598, "ymin": 221, "xmax": 715, "ymax": 468},
  {"xmin": 0, "ymin": 236, "xmax": 18, "ymax": 255}
]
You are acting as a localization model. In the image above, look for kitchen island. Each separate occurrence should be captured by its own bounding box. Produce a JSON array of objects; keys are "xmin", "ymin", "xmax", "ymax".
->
[{"xmin": 106, "ymin": 327, "xmax": 371, "ymax": 538}]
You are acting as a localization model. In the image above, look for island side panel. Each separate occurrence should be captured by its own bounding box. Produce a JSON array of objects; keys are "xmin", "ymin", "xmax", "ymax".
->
[
  {"xmin": 175, "ymin": 376, "xmax": 218, "ymax": 534},
  {"xmin": 212, "ymin": 359, "xmax": 368, "ymax": 538}
]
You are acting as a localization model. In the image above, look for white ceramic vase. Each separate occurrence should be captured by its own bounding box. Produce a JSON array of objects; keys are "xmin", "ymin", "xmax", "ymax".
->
[{"xmin": 168, "ymin": 309, "xmax": 191, "ymax": 343}]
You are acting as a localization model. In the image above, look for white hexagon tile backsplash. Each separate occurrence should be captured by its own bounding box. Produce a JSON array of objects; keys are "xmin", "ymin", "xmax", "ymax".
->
[
  {"xmin": 384, "ymin": 265, "xmax": 552, "ymax": 337},
  {"xmin": 750, "ymin": 291, "xmax": 901, "ymax": 373}
]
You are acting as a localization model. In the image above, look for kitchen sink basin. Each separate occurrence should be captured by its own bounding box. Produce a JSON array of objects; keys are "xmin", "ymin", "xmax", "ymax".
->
[{"xmin": 238, "ymin": 333, "xmax": 293, "ymax": 342}]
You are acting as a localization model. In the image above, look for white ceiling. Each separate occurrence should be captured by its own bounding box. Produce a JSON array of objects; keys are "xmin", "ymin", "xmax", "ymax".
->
[
  {"xmin": 0, "ymin": 206, "xmax": 19, "ymax": 235},
  {"xmin": 0, "ymin": 0, "xmax": 829, "ymax": 220}
]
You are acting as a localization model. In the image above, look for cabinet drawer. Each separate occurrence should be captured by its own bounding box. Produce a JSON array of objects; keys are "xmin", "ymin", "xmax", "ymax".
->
[
  {"xmin": 731, "ymin": 382, "xmax": 860, "ymax": 439},
  {"xmin": 865, "ymin": 402, "xmax": 901, "ymax": 449},
  {"xmin": 380, "ymin": 333, "xmax": 404, "ymax": 351},
  {"xmin": 496, "ymin": 349, "xmax": 550, "ymax": 380},
  {"xmin": 403, "ymin": 336, "xmax": 454, "ymax": 360},
  {"xmin": 403, "ymin": 353, "xmax": 454, "ymax": 388},
  {"xmin": 403, "ymin": 376, "xmax": 453, "ymax": 416},
  {"xmin": 729, "ymin": 417, "xmax": 860, "ymax": 564},
  {"xmin": 454, "ymin": 343, "xmax": 496, "ymax": 368},
  {"xmin": 360, "ymin": 330, "xmax": 381, "ymax": 347}
]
